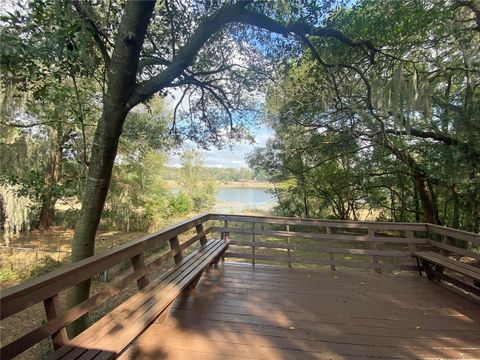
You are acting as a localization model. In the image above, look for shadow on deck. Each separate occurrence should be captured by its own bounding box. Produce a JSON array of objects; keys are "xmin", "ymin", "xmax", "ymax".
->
[{"xmin": 120, "ymin": 262, "xmax": 480, "ymax": 360}]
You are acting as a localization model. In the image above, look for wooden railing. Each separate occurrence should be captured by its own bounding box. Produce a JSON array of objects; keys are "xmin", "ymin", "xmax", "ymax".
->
[
  {"xmin": 427, "ymin": 224, "xmax": 480, "ymax": 260},
  {"xmin": 210, "ymin": 214, "xmax": 430, "ymax": 272},
  {"xmin": 1, "ymin": 213, "xmax": 479, "ymax": 359},
  {"xmin": 0, "ymin": 213, "xmax": 211, "ymax": 359},
  {"xmin": 209, "ymin": 214, "xmax": 480, "ymax": 274}
]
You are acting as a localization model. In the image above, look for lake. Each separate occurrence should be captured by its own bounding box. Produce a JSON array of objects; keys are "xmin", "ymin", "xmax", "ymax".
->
[{"xmin": 213, "ymin": 187, "xmax": 277, "ymax": 213}]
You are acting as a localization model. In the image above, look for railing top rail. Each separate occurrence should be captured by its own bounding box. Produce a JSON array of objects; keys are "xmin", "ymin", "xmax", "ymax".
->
[
  {"xmin": 0, "ymin": 213, "xmax": 210, "ymax": 319},
  {"xmin": 427, "ymin": 224, "xmax": 480, "ymax": 246},
  {"xmin": 210, "ymin": 214, "xmax": 429, "ymax": 231}
]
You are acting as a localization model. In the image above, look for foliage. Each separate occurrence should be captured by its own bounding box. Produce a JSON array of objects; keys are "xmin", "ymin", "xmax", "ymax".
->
[
  {"xmin": 178, "ymin": 150, "xmax": 217, "ymax": 212},
  {"xmin": 162, "ymin": 166, "xmax": 268, "ymax": 182},
  {"xmin": 249, "ymin": 0, "xmax": 480, "ymax": 230},
  {"xmin": 0, "ymin": 253, "xmax": 64, "ymax": 284},
  {"xmin": 103, "ymin": 101, "xmax": 219, "ymax": 231}
]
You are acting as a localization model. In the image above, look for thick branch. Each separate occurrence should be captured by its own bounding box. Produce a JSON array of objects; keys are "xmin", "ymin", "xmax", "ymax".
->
[
  {"xmin": 128, "ymin": 1, "xmax": 377, "ymax": 107},
  {"xmin": 455, "ymin": 1, "xmax": 480, "ymax": 30},
  {"xmin": 385, "ymin": 128, "xmax": 459, "ymax": 145},
  {"xmin": 128, "ymin": 1, "xmax": 252, "ymax": 107},
  {"xmin": 241, "ymin": 10, "xmax": 377, "ymax": 60}
]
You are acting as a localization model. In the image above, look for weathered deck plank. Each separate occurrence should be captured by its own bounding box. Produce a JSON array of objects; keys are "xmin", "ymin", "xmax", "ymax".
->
[{"xmin": 120, "ymin": 262, "xmax": 480, "ymax": 359}]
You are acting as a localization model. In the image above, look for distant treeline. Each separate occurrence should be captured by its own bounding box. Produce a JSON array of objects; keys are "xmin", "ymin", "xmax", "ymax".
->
[{"xmin": 162, "ymin": 166, "xmax": 269, "ymax": 183}]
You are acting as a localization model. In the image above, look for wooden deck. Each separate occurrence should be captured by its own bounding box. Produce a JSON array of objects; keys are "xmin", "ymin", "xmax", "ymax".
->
[
  {"xmin": 3, "ymin": 214, "xmax": 480, "ymax": 359},
  {"xmin": 120, "ymin": 262, "xmax": 480, "ymax": 360}
]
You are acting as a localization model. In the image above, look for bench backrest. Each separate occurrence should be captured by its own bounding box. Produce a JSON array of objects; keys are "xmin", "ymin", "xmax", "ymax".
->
[{"xmin": 427, "ymin": 224, "xmax": 480, "ymax": 261}]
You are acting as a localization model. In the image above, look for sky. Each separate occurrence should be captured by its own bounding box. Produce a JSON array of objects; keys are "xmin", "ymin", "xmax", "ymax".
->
[
  {"xmin": 167, "ymin": 125, "xmax": 273, "ymax": 168},
  {"xmin": 166, "ymin": 82, "xmax": 273, "ymax": 168}
]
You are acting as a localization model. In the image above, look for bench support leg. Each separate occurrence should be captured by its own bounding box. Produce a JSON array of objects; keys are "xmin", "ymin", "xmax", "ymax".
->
[
  {"xmin": 187, "ymin": 270, "xmax": 204, "ymax": 290},
  {"xmin": 44, "ymin": 294, "xmax": 69, "ymax": 350},
  {"xmin": 212, "ymin": 252, "xmax": 224, "ymax": 268},
  {"xmin": 435, "ymin": 264, "xmax": 445, "ymax": 280},
  {"xmin": 212, "ymin": 246, "xmax": 228, "ymax": 268},
  {"xmin": 414, "ymin": 257, "xmax": 423, "ymax": 276},
  {"xmin": 420, "ymin": 259, "xmax": 436, "ymax": 281}
]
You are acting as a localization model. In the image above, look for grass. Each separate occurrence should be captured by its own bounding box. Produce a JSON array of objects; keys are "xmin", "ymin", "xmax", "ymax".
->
[{"xmin": 0, "ymin": 227, "xmax": 148, "ymax": 288}]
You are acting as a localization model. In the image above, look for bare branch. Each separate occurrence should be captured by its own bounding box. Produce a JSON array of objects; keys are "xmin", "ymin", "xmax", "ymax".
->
[{"xmin": 171, "ymin": 85, "xmax": 189, "ymax": 135}]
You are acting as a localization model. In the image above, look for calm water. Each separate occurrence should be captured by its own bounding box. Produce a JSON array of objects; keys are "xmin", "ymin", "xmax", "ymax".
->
[{"xmin": 214, "ymin": 187, "xmax": 277, "ymax": 213}]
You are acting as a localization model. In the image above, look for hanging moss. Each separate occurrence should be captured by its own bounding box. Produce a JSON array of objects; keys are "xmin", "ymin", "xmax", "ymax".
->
[
  {"xmin": 0, "ymin": 184, "xmax": 34, "ymax": 247},
  {"xmin": 370, "ymin": 65, "xmax": 432, "ymax": 133}
]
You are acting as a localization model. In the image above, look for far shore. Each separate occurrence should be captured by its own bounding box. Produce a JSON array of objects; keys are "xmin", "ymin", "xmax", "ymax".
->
[
  {"xmin": 219, "ymin": 181, "xmax": 273, "ymax": 188},
  {"xmin": 164, "ymin": 180, "xmax": 273, "ymax": 189}
]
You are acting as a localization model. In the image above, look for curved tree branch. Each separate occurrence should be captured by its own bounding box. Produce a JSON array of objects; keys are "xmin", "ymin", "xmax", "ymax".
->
[{"xmin": 128, "ymin": 1, "xmax": 378, "ymax": 107}]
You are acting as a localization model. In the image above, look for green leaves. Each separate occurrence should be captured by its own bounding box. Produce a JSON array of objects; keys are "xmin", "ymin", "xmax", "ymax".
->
[{"xmin": 249, "ymin": 0, "xmax": 480, "ymax": 229}]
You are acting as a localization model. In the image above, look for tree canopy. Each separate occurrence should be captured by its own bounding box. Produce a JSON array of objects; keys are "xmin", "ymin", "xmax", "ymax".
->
[{"xmin": 248, "ymin": 0, "xmax": 479, "ymax": 230}]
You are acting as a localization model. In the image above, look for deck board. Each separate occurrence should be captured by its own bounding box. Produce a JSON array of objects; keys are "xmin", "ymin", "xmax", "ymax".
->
[{"xmin": 120, "ymin": 263, "xmax": 480, "ymax": 359}]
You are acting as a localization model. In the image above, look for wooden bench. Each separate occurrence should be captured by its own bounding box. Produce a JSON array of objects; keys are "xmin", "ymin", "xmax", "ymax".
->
[
  {"xmin": 48, "ymin": 239, "xmax": 228, "ymax": 360},
  {"xmin": 413, "ymin": 251, "xmax": 480, "ymax": 296}
]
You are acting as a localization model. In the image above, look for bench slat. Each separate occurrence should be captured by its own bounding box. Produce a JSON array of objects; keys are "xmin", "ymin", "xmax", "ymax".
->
[
  {"xmin": 65, "ymin": 240, "xmax": 222, "ymax": 350},
  {"xmin": 49, "ymin": 240, "xmax": 228, "ymax": 360}
]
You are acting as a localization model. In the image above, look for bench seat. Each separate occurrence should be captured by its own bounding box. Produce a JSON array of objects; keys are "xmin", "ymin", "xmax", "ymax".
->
[
  {"xmin": 414, "ymin": 251, "xmax": 480, "ymax": 281},
  {"xmin": 413, "ymin": 251, "xmax": 480, "ymax": 296},
  {"xmin": 48, "ymin": 239, "xmax": 228, "ymax": 360}
]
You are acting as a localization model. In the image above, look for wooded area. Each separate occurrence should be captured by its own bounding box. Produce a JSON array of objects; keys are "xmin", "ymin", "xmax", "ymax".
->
[
  {"xmin": 1, "ymin": 0, "xmax": 479, "ymax": 338},
  {"xmin": 248, "ymin": 1, "xmax": 480, "ymax": 229}
]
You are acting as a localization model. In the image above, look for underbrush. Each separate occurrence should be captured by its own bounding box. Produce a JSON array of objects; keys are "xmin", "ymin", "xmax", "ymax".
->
[{"xmin": 0, "ymin": 253, "xmax": 66, "ymax": 286}]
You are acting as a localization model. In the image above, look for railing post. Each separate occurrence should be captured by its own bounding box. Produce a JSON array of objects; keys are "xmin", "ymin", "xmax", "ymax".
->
[
  {"xmin": 406, "ymin": 230, "xmax": 422, "ymax": 276},
  {"xmin": 369, "ymin": 228, "xmax": 381, "ymax": 274},
  {"xmin": 43, "ymin": 294, "xmax": 68, "ymax": 349},
  {"xmin": 286, "ymin": 224, "xmax": 292, "ymax": 268},
  {"xmin": 131, "ymin": 253, "xmax": 149, "ymax": 290},
  {"xmin": 326, "ymin": 226, "xmax": 335, "ymax": 271},
  {"xmin": 169, "ymin": 235, "xmax": 183, "ymax": 264},
  {"xmin": 195, "ymin": 223, "xmax": 208, "ymax": 246},
  {"xmin": 252, "ymin": 222, "xmax": 256, "ymax": 267},
  {"xmin": 440, "ymin": 235, "xmax": 452, "ymax": 257},
  {"xmin": 221, "ymin": 219, "xmax": 228, "ymax": 262},
  {"xmin": 406, "ymin": 230, "xmax": 416, "ymax": 252},
  {"xmin": 221, "ymin": 220, "xmax": 229, "ymax": 241},
  {"xmin": 102, "ymin": 269, "xmax": 109, "ymax": 282}
]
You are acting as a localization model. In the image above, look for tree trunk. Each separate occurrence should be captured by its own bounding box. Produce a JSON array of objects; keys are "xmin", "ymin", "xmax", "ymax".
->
[
  {"xmin": 38, "ymin": 160, "xmax": 55, "ymax": 230},
  {"xmin": 413, "ymin": 180, "xmax": 420, "ymax": 222},
  {"xmin": 38, "ymin": 130, "xmax": 65, "ymax": 230},
  {"xmin": 451, "ymin": 185, "xmax": 460, "ymax": 229},
  {"xmin": 66, "ymin": 1, "xmax": 156, "ymax": 337},
  {"xmin": 390, "ymin": 188, "xmax": 395, "ymax": 221},
  {"xmin": 67, "ymin": 108, "xmax": 127, "ymax": 336},
  {"xmin": 378, "ymin": 136, "xmax": 441, "ymax": 224},
  {"xmin": 412, "ymin": 171, "xmax": 439, "ymax": 224},
  {"xmin": 465, "ymin": 170, "xmax": 479, "ymax": 232}
]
